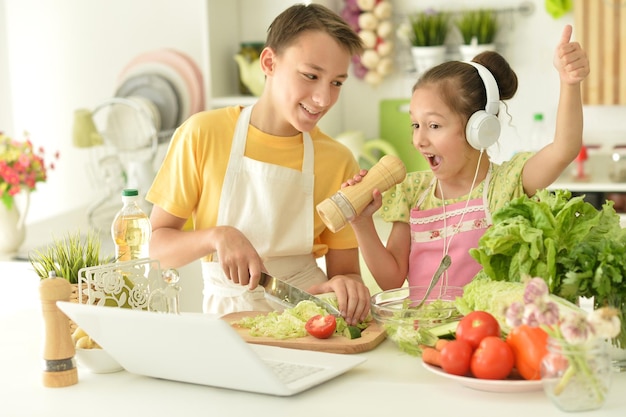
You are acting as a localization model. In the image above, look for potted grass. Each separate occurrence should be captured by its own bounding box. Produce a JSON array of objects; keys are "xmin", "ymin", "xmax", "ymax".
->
[
  {"xmin": 456, "ymin": 9, "xmax": 499, "ymax": 61},
  {"xmin": 29, "ymin": 229, "xmax": 115, "ymax": 334},
  {"xmin": 29, "ymin": 229, "xmax": 111, "ymax": 285},
  {"xmin": 408, "ymin": 9, "xmax": 450, "ymax": 74}
]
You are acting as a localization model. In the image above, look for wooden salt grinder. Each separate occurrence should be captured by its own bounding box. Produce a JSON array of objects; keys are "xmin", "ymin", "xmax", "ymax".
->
[
  {"xmin": 39, "ymin": 271, "xmax": 78, "ymax": 387},
  {"xmin": 316, "ymin": 154, "xmax": 407, "ymax": 232}
]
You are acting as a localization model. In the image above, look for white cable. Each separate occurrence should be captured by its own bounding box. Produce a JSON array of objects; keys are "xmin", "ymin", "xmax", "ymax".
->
[{"xmin": 437, "ymin": 149, "xmax": 485, "ymax": 289}]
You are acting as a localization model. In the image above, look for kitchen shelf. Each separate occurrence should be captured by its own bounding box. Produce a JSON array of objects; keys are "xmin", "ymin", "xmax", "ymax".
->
[{"xmin": 549, "ymin": 181, "xmax": 626, "ymax": 193}]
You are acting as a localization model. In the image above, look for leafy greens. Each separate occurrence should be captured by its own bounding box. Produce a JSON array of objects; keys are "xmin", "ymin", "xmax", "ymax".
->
[{"xmin": 469, "ymin": 188, "xmax": 626, "ymax": 347}]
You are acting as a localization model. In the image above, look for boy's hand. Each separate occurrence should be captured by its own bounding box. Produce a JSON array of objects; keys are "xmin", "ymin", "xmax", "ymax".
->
[
  {"xmin": 553, "ymin": 24, "xmax": 589, "ymax": 85},
  {"xmin": 341, "ymin": 169, "xmax": 368, "ymax": 188}
]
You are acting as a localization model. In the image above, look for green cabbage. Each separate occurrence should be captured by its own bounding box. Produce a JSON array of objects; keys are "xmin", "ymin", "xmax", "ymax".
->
[
  {"xmin": 455, "ymin": 274, "xmax": 582, "ymax": 334},
  {"xmin": 235, "ymin": 296, "xmax": 370, "ymax": 339},
  {"xmin": 236, "ymin": 300, "xmax": 327, "ymax": 339}
]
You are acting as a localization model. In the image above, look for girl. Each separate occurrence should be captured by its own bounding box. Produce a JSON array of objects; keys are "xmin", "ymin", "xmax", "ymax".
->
[{"xmin": 347, "ymin": 25, "xmax": 589, "ymax": 291}]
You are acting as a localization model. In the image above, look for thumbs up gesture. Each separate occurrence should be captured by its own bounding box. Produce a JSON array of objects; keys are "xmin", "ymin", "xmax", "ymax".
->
[{"xmin": 554, "ymin": 24, "xmax": 590, "ymax": 84}]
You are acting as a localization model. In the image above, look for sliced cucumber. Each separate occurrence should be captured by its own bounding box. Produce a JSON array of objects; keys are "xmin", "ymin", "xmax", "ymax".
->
[
  {"xmin": 428, "ymin": 321, "xmax": 458, "ymax": 338},
  {"xmin": 343, "ymin": 325, "xmax": 362, "ymax": 339}
]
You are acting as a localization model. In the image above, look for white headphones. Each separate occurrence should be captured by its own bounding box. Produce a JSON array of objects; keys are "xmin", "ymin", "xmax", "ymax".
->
[{"xmin": 465, "ymin": 62, "xmax": 501, "ymax": 150}]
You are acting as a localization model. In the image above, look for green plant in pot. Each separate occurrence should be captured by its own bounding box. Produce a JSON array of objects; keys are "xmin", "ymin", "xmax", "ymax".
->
[
  {"xmin": 456, "ymin": 9, "xmax": 498, "ymax": 61},
  {"xmin": 28, "ymin": 230, "xmax": 132, "ymax": 308},
  {"xmin": 409, "ymin": 9, "xmax": 450, "ymax": 47},
  {"xmin": 408, "ymin": 9, "xmax": 450, "ymax": 73},
  {"xmin": 29, "ymin": 229, "xmax": 111, "ymax": 284}
]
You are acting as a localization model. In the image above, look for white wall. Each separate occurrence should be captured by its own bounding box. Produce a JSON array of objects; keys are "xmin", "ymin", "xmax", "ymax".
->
[
  {"xmin": 2, "ymin": 0, "xmax": 207, "ymax": 224},
  {"xmin": 2, "ymin": 0, "xmax": 626, "ymax": 227}
]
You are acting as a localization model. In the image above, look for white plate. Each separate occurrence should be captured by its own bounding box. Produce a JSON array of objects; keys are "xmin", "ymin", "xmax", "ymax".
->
[
  {"xmin": 422, "ymin": 362, "xmax": 543, "ymax": 393},
  {"xmin": 119, "ymin": 61, "xmax": 191, "ymax": 126},
  {"xmin": 115, "ymin": 73, "xmax": 180, "ymax": 132},
  {"xmin": 118, "ymin": 49, "xmax": 204, "ymax": 118}
]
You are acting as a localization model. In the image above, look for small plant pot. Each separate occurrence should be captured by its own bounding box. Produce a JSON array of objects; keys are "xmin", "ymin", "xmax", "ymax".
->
[{"xmin": 410, "ymin": 46, "xmax": 447, "ymax": 74}]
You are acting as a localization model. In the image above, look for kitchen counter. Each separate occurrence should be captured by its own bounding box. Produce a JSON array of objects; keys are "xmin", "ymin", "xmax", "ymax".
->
[
  {"xmin": 550, "ymin": 153, "xmax": 626, "ymax": 193},
  {"xmin": 1, "ymin": 261, "xmax": 625, "ymax": 417}
]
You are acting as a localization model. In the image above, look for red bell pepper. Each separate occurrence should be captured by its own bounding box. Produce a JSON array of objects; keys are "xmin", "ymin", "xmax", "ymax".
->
[{"xmin": 505, "ymin": 324, "xmax": 549, "ymax": 380}]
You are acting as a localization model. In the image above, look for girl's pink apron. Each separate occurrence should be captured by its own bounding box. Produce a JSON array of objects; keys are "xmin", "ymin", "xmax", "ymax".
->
[{"xmin": 408, "ymin": 169, "xmax": 492, "ymax": 291}]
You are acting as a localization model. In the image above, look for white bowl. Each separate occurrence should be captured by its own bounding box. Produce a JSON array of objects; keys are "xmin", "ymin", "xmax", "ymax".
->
[{"xmin": 75, "ymin": 348, "xmax": 123, "ymax": 374}]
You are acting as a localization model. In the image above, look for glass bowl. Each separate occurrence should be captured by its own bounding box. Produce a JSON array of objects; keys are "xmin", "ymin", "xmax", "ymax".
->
[{"xmin": 370, "ymin": 286, "xmax": 464, "ymax": 355}]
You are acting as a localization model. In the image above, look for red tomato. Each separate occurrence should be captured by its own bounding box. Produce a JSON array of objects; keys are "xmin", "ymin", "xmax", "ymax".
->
[
  {"xmin": 456, "ymin": 311, "xmax": 500, "ymax": 349},
  {"xmin": 305, "ymin": 315, "xmax": 337, "ymax": 339},
  {"xmin": 506, "ymin": 325, "xmax": 549, "ymax": 380},
  {"xmin": 440, "ymin": 339, "xmax": 473, "ymax": 376},
  {"xmin": 470, "ymin": 336, "xmax": 515, "ymax": 380}
]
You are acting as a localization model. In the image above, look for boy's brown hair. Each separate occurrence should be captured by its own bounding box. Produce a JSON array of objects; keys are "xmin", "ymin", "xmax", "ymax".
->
[{"xmin": 266, "ymin": 3, "xmax": 364, "ymax": 56}]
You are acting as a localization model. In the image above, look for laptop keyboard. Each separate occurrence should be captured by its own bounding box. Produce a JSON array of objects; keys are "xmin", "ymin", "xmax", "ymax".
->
[{"xmin": 264, "ymin": 360, "xmax": 325, "ymax": 384}]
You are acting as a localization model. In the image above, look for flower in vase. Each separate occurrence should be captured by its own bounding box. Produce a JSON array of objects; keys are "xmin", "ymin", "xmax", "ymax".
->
[
  {"xmin": 506, "ymin": 277, "xmax": 620, "ymax": 405},
  {"xmin": 0, "ymin": 132, "xmax": 59, "ymax": 210}
]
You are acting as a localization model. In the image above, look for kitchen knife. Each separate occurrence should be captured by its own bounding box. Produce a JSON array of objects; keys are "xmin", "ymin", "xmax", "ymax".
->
[{"xmin": 258, "ymin": 273, "xmax": 341, "ymax": 317}]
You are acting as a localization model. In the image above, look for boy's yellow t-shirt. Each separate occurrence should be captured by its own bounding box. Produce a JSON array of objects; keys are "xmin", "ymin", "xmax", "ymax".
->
[{"xmin": 147, "ymin": 106, "xmax": 361, "ymax": 260}]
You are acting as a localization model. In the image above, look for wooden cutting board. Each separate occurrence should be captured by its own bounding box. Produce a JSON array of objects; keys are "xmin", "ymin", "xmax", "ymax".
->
[{"xmin": 222, "ymin": 311, "xmax": 387, "ymax": 354}]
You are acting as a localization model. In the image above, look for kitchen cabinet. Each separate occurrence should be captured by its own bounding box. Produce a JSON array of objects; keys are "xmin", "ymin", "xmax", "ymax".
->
[{"xmin": 573, "ymin": 0, "xmax": 626, "ymax": 104}]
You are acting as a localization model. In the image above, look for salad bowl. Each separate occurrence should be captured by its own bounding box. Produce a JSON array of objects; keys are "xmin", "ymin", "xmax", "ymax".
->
[{"xmin": 370, "ymin": 286, "xmax": 464, "ymax": 355}]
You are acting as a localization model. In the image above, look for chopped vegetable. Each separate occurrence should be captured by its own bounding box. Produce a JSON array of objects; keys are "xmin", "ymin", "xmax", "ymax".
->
[
  {"xmin": 305, "ymin": 315, "xmax": 337, "ymax": 339},
  {"xmin": 235, "ymin": 297, "xmax": 370, "ymax": 340},
  {"xmin": 342, "ymin": 325, "xmax": 362, "ymax": 339},
  {"xmin": 380, "ymin": 298, "xmax": 462, "ymax": 356}
]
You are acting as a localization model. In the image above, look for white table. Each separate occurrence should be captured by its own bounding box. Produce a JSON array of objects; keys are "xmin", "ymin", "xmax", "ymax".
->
[{"xmin": 1, "ymin": 261, "xmax": 625, "ymax": 417}]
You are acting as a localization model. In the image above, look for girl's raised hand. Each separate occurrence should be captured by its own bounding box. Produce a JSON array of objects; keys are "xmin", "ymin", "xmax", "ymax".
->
[{"xmin": 553, "ymin": 24, "xmax": 589, "ymax": 85}]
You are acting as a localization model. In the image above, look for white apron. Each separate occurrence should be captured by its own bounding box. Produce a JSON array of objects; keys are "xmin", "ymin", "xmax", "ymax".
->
[
  {"xmin": 408, "ymin": 168, "xmax": 492, "ymax": 290},
  {"xmin": 202, "ymin": 105, "xmax": 327, "ymax": 314}
]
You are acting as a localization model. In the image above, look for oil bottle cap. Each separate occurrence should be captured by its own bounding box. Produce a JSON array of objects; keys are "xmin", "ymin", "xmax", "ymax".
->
[{"xmin": 122, "ymin": 189, "xmax": 139, "ymax": 197}]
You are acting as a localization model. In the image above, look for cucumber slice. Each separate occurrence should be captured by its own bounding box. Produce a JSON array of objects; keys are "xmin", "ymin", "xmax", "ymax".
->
[
  {"xmin": 343, "ymin": 325, "xmax": 362, "ymax": 339},
  {"xmin": 428, "ymin": 321, "xmax": 458, "ymax": 338}
]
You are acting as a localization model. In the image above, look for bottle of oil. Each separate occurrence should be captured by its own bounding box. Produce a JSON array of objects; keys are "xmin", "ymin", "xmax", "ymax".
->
[{"xmin": 111, "ymin": 189, "xmax": 152, "ymax": 261}]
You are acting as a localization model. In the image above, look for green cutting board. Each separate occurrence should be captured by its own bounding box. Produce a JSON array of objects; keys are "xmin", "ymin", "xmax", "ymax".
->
[{"xmin": 379, "ymin": 99, "xmax": 429, "ymax": 173}]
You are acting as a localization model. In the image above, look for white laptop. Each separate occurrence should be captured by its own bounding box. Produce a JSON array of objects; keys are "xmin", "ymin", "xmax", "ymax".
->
[{"xmin": 57, "ymin": 302, "xmax": 366, "ymax": 396}]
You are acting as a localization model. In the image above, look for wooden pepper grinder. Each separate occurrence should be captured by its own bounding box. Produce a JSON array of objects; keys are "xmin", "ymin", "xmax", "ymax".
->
[
  {"xmin": 39, "ymin": 271, "xmax": 78, "ymax": 387},
  {"xmin": 316, "ymin": 155, "xmax": 406, "ymax": 232}
]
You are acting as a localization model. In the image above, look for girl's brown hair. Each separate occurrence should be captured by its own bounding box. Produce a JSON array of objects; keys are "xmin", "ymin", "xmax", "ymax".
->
[
  {"xmin": 413, "ymin": 51, "xmax": 518, "ymax": 125},
  {"xmin": 266, "ymin": 3, "xmax": 364, "ymax": 56}
]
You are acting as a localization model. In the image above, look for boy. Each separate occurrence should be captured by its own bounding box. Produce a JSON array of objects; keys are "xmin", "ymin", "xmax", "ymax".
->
[{"xmin": 146, "ymin": 3, "xmax": 370, "ymax": 324}]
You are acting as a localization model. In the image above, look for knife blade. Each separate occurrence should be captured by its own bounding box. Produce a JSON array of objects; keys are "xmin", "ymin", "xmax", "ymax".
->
[{"xmin": 258, "ymin": 273, "xmax": 341, "ymax": 317}]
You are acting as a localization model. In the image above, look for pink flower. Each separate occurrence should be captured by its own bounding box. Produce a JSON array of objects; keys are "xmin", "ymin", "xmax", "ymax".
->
[
  {"xmin": 559, "ymin": 311, "xmax": 593, "ymax": 345},
  {"xmin": 0, "ymin": 132, "xmax": 58, "ymax": 209},
  {"xmin": 524, "ymin": 277, "xmax": 549, "ymax": 304}
]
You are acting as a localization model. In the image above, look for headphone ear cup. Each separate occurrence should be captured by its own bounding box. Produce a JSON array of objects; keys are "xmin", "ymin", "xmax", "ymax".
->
[{"xmin": 465, "ymin": 110, "xmax": 501, "ymax": 150}]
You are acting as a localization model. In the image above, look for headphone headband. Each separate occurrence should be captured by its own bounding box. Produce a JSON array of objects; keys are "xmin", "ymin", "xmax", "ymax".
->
[{"xmin": 467, "ymin": 62, "xmax": 500, "ymax": 115}]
